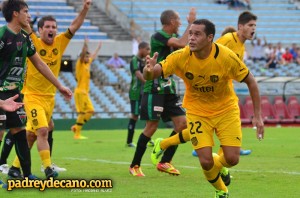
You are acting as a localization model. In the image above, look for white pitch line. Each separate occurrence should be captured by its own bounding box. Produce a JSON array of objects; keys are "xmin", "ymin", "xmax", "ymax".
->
[{"xmin": 65, "ymin": 157, "xmax": 300, "ymax": 176}]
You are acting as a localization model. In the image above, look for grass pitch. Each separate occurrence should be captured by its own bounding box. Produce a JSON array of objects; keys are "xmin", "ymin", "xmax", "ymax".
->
[{"xmin": 1, "ymin": 127, "xmax": 300, "ymax": 197}]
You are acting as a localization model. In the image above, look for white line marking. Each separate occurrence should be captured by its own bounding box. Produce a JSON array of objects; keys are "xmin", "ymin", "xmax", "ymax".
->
[{"xmin": 65, "ymin": 157, "xmax": 300, "ymax": 176}]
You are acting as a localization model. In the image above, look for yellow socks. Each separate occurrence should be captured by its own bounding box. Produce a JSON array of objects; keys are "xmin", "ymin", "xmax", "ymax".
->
[
  {"xmin": 39, "ymin": 150, "xmax": 51, "ymax": 169},
  {"xmin": 12, "ymin": 156, "xmax": 20, "ymax": 168},
  {"xmin": 160, "ymin": 130, "xmax": 190, "ymax": 150},
  {"xmin": 202, "ymin": 154, "xmax": 228, "ymax": 192}
]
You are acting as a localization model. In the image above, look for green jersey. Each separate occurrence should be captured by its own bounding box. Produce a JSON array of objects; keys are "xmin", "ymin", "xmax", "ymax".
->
[
  {"xmin": 143, "ymin": 30, "xmax": 177, "ymax": 94},
  {"xmin": 129, "ymin": 55, "xmax": 145, "ymax": 100},
  {"xmin": 0, "ymin": 26, "xmax": 36, "ymax": 91}
]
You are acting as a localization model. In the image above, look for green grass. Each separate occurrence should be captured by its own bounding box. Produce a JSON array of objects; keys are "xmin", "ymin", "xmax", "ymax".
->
[{"xmin": 1, "ymin": 127, "xmax": 300, "ymax": 197}]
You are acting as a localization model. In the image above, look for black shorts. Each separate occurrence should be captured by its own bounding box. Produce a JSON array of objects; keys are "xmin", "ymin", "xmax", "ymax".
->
[
  {"xmin": 0, "ymin": 90, "xmax": 26, "ymax": 130},
  {"xmin": 130, "ymin": 99, "xmax": 141, "ymax": 116},
  {"xmin": 140, "ymin": 93, "xmax": 185, "ymax": 122}
]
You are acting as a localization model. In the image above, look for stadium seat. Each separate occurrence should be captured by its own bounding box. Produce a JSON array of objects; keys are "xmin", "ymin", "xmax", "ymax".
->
[
  {"xmin": 261, "ymin": 99, "xmax": 280, "ymax": 124},
  {"xmin": 243, "ymin": 98, "xmax": 254, "ymax": 120},
  {"xmin": 287, "ymin": 96, "xmax": 299, "ymax": 105},
  {"xmin": 287, "ymin": 100, "xmax": 300, "ymax": 123},
  {"xmin": 238, "ymin": 101, "xmax": 251, "ymax": 124},
  {"xmin": 273, "ymin": 99, "xmax": 294, "ymax": 124}
]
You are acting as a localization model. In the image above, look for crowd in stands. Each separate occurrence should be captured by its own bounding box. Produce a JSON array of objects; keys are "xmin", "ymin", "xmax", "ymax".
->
[
  {"xmin": 216, "ymin": 0, "xmax": 252, "ymax": 10},
  {"xmin": 247, "ymin": 38, "xmax": 300, "ymax": 69}
]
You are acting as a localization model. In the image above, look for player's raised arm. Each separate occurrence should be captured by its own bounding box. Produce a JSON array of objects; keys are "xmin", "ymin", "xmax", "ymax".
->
[
  {"xmin": 143, "ymin": 52, "xmax": 162, "ymax": 80},
  {"xmin": 168, "ymin": 7, "xmax": 196, "ymax": 48},
  {"xmin": 69, "ymin": 0, "xmax": 92, "ymax": 34},
  {"xmin": 91, "ymin": 41, "xmax": 102, "ymax": 61}
]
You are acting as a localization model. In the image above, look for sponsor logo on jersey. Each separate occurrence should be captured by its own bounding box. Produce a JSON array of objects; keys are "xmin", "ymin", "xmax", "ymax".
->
[
  {"xmin": 185, "ymin": 72, "xmax": 194, "ymax": 80},
  {"xmin": 52, "ymin": 48, "xmax": 58, "ymax": 55},
  {"xmin": 40, "ymin": 49, "xmax": 46, "ymax": 56},
  {"xmin": 210, "ymin": 75, "xmax": 219, "ymax": 83},
  {"xmin": 192, "ymin": 85, "xmax": 214, "ymax": 92}
]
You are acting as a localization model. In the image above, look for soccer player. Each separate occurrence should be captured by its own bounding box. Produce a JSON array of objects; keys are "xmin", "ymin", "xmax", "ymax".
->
[
  {"xmin": 0, "ymin": 0, "xmax": 72, "ymax": 180},
  {"xmin": 0, "ymin": 94, "xmax": 24, "ymax": 186},
  {"xmin": 129, "ymin": 8, "xmax": 196, "ymax": 176},
  {"xmin": 7, "ymin": 0, "xmax": 91, "ymax": 179},
  {"xmin": 126, "ymin": 41, "xmax": 150, "ymax": 147},
  {"xmin": 144, "ymin": 18, "xmax": 264, "ymax": 197},
  {"xmin": 71, "ymin": 37, "xmax": 102, "ymax": 139},
  {"xmin": 152, "ymin": 11, "xmax": 257, "ymax": 160}
]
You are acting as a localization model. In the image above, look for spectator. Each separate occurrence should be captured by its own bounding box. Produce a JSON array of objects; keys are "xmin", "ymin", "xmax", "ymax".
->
[
  {"xmin": 251, "ymin": 37, "xmax": 267, "ymax": 62},
  {"xmin": 275, "ymin": 42, "xmax": 285, "ymax": 56},
  {"xmin": 264, "ymin": 43, "xmax": 274, "ymax": 59},
  {"xmin": 289, "ymin": 43, "xmax": 298, "ymax": 62},
  {"xmin": 105, "ymin": 53, "xmax": 127, "ymax": 69},
  {"xmin": 295, "ymin": 47, "xmax": 300, "ymax": 65},
  {"xmin": 282, "ymin": 47, "xmax": 293, "ymax": 65},
  {"xmin": 265, "ymin": 51, "xmax": 277, "ymax": 69}
]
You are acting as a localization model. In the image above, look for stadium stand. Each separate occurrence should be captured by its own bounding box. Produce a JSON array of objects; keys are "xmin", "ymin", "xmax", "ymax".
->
[
  {"xmin": 0, "ymin": 0, "xmax": 109, "ymax": 40},
  {"xmin": 112, "ymin": 0, "xmax": 300, "ymax": 44}
]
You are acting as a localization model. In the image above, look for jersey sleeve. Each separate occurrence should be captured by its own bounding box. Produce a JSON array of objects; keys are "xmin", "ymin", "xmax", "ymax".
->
[
  {"xmin": 27, "ymin": 35, "xmax": 36, "ymax": 57},
  {"xmin": 57, "ymin": 29, "xmax": 73, "ymax": 52},
  {"xmin": 130, "ymin": 57, "xmax": 139, "ymax": 74},
  {"xmin": 159, "ymin": 49, "xmax": 182, "ymax": 78},
  {"xmin": 227, "ymin": 51, "xmax": 249, "ymax": 82}
]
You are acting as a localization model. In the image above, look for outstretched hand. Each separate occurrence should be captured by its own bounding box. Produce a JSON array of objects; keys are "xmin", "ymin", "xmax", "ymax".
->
[
  {"xmin": 83, "ymin": 0, "xmax": 92, "ymax": 9},
  {"xmin": 187, "ymin": 7, "xmax": 196, "ymax": 24},
  {"xmin": 144, "ymin": 52, "xmax": 159, "ymax": 80},
  {"xmin": 0, "ymin": 94, "xmax": 24, "ymax": 112}
]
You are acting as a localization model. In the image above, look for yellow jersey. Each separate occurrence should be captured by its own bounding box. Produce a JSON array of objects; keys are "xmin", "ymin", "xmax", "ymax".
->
[
  {"xmin": 74, "ymin": 57, "xmax": 92, "ymax": 94},
  {"xmin": 22, "ymin": 30, "xmax": 73, "ymax": 96},
  {"xmin": 160, "ymin": 43, "xmax": 249, "ymax": 117},
  {"xmin": 216, "ymin": 32, "xmax": 245, "ymax": 61}
]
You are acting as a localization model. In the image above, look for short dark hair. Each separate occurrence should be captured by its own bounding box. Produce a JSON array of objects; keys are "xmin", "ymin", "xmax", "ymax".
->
[
  {"xmin": 2, "ymin": 0, "xmax": 28, "ymax": 22},
  {"xmin": 37, "ymin": 15, "xmax": 57, "ymax": 29},
  {"xmin": 160, "ymin": 10, "xmax": 177, "ymax": 25},
  {"xmin": 221, "ymin": 26, "xmax": 236, "ymax": 36},
  {"xmin": 238, "ymin": 11, "xmax": 257, "ymax": 25},
  {"xmin": 138, "ymin": 41, "xmax": 149, "ymax": 49},
  {"xmin": 193, "ymin": 19, "xmax": 216, "ymax": 38}
]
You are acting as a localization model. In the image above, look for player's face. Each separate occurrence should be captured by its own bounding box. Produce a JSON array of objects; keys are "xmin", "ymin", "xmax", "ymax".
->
[
  {"xmin": 17, "ymin": 7, "xmax": 30, "ymax": 28},
  {"xmin": 39, "ymin": 21, "xmax": 57, "ymax": 45},
  {"xmin": 141, "ymin": 46, "xmax": 150, "ymax": 58},
  {"xmin": 188, "ymin": 24, "xmax": 213, "ymax": 52},
  {"xmin": 240, "ymin": 20, "xmax": 256, "ymax": 40},
  {"xmin": 84, "ymin": 54, "xmax": 90, "ymax": 63},
  {"xmin": 172, "ymin": 13, "xmax": 181, "ymax": 34}
]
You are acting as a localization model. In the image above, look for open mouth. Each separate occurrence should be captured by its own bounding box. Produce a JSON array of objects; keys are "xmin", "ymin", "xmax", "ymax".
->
[
  {"xmin": 251, "ymin": 32, "xmax": 255, "ymax": 37},
  {"xmin": 48, "ymin": 33, "xmax": 54, "ymax": 38}
]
